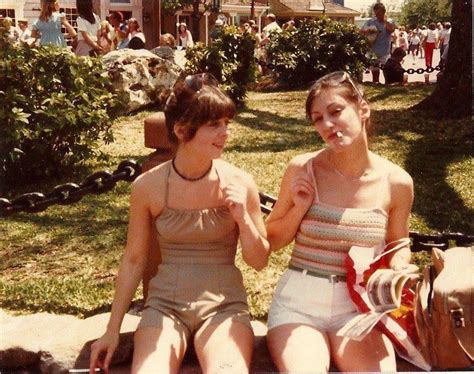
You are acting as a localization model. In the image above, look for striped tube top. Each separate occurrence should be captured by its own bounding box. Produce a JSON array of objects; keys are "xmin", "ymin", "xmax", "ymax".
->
[{"xmin": 289, "ymin": 157, "xmax": 388, "ymax": 278}]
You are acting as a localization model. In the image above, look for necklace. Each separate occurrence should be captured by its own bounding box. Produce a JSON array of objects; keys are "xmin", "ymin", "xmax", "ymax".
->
[
  {"xmin": 329, "ymin": 154, "xmax": 371, "ymax": 181},
  {"xmin": 172, "ymin": 158, "xmax": 213, "ymax": 181}
]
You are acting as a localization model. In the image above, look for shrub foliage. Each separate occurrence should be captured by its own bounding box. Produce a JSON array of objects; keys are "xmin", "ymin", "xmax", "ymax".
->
[
  {"xmin": 185, "ymin": 25, "xmax": 257, "ymax": 105},
  {"xmin": 0, "ymin": 38, "xmax": 123, "ymax": 184},
  {"xmin": 266, "ymin": 18, "xmax": 371, "ymax": 88}
]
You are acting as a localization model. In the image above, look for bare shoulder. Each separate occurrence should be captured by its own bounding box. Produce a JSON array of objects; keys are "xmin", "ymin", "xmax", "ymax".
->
[
  {"xmin": 373, "ymin": 155, "xmax": 413, "ymax": 197},
  {"xmin": 286, "ymin": 152, "xmax": 317, "ymax": 175},
  {"xmin": 130, "ymin": 161, "xmax": 169, "ymax": 199}
]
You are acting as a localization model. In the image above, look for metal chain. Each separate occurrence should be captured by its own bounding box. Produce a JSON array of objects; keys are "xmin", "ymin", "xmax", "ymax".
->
[
  {"xmin": 0, "ymin": 160, "xmax": 141, "ymax": 217},
  {"xmin": 366, "ymin": 64, "xmax": 442, "ymax": 75}
]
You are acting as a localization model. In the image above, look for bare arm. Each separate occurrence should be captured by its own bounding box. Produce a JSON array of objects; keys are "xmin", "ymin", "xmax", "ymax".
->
[
  {"xmin": 384, "ymin": 17, "xmax": 395, "ymax": 34},
  {"xmin": 238, "ymin": 176, "xmax": 270, "ymax": 270},
  {"xmin": 81, "ymin": 30, "xmax": 103, "ymax": 52},
  {"xmin": 385, "ymin": 169, "xmax": 414, "ymax": 269},
  {"xmin": 89, "ymin": 178, "xmax": 155, "ymax": 373},
  {"xmin": 265, "ymin": 155, "xmax": 314, "ymax": 252},
  {"xmin": 61, "ymin": 16, "xmax": 77, "ymax": 39},
  {"xmin": 222, "ymin": 172, "xmax": 270, "ymax": 271}
]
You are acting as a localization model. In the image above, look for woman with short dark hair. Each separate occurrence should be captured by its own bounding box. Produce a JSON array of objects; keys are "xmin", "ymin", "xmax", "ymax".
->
[{"xmin": 89, "ymin": 74, "xmax": 269, "ymax": 373}]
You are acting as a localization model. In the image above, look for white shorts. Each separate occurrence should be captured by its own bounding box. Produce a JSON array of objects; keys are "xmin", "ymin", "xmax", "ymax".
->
[{"xmin": 267, "ymin": 269, "xmax": 358, "ymax": 332}]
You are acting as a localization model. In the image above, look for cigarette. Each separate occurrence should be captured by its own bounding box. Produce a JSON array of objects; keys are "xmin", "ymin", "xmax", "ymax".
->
[
  {"xmin": 69, "ymin": 369, "xmax": 101, "ymax": 373},
  {"xmin": 336, "ymin": 131, "xmax": 343, "ymax": 138}
]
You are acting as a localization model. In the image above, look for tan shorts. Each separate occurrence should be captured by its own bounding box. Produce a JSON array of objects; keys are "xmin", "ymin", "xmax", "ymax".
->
[{"xmin": 138, "ymin": 264, "xmax": 251, "ymax": 340}]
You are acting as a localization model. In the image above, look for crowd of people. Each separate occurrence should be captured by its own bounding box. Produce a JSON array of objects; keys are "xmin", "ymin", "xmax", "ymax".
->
[
  {"xmin": 4, "ymin": 0, "xmax": 146, "ymax": 56},
  {"xmin": 362, "ymin": 3, "xmax": 451, "ymax": 84}
]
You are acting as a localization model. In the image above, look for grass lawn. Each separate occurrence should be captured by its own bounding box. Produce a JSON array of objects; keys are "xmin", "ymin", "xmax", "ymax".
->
[{"xmin": 1, "ymin": 84, "xmax": 472, "ymax": 320}]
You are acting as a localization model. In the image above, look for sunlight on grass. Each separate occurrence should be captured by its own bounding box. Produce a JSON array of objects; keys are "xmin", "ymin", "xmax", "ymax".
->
[{"xmin": 1, "ymin": 84, "xmax": 472, "ymax": 319}]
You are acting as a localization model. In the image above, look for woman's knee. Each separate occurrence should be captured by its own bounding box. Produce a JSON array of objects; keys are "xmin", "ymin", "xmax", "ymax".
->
[
  {"xmin": 268, "ymin": 324, "xmax": 330, "ymax": 373},
  {"xmin": 132, "ymin": 326, "xmax": 187, "ymax": 374},
  {"xmin": 194, "ymin": 319, "xmax": 254, "ymax": 373}
]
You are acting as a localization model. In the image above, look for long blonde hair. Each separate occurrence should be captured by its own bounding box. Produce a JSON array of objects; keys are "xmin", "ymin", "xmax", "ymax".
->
[{"xmin": 39, "ymin": 1, "xmax": 57, "ymax": 22}]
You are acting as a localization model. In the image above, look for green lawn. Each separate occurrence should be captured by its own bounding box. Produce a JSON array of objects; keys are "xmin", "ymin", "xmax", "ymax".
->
[{"xmin": 1, "ymin": 85, "xmax": 472, "ymax": 320}]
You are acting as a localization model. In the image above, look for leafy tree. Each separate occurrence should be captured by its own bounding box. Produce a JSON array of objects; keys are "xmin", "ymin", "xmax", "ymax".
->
[
  {"xmin": 399, "ymin": 0, "xmax": 451, "ymax": 28},
  {"xmin": 185, "ymin": 26, "xmax": 257, "ymax": 105},
  {"xmin": 266, "ymin": 18, "xmax": 371, "ymax": 89}
]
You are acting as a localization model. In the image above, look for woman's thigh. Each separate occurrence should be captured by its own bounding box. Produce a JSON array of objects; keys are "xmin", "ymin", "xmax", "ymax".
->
[
  {"xmin": 132, "ymin": 325, "xmax": 187, "ymax": 374},
  {"xmin": 194, "ymin": 318, "xmax": 254, "ymax": 374},
  {"xmin": 329, "ymin": 328, "xmax": 396, "ymax": 372},
  {"xmin": 267, "ymin": 323, "xmax": 331, "ymax": 373}
]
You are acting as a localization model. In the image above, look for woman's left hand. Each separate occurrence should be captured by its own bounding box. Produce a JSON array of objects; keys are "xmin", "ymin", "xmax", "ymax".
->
[{"xmin": 222, "ymin": 183, "xmax": 249, "ymax": 224}]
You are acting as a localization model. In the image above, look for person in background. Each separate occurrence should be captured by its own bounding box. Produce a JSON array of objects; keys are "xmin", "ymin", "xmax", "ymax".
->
[
  {"xmin": 383, "ymin": 47, "xmax": 407, "ymax": 84},
  {"xmin": 361, "ymin": 3, "xmax": 396, "ymax": 83},
  {"xmin": 260, "ymin": 13, "xmax": 281, "ymax": 46},
  {"xmin": 423, "ymin": 23, "xmax": 438, "ymax": 68},
  {"xmin": 177, "ymin": 23, "xmax": 193, "ymax": 49},
  {"xmin": 108, "ymin": 11, "xmax": 128, "ymax": 50},
  {"xmin": 408, "ymin": 30, "xmax": 420, "ymax": 64},
  {"xmin": 4, "ymin": 17, "xmax": 19, "ymax": 43},
  {"xmin": 17, "ymin": 19, "xmax": 33, "ymax": 45},
  {"xmin": 32, "ymin": 0, "xmax": 76, "ymax": 47},
  {"xmin": 127, "ymin": 18, "xmax": 146, "ymax": 50},
  {"xmin": 265, "ymin": 71, "xmax": 414, "ymax": 373},
  {"xmin": 439, "ymin": 22, "xmax": 451, "ymax": 59},
  {"xmin": 75, "ymin": 0, "xmax": 102, "ymax": 56},
  {"xmin": 89, "ymin": 73, "xmax": 269, "ymax": 373},
  {"xmin": 210, "ymin": 19, "xmax": 223, "ymax": 43},
  {"xmin": 397, "ymin": 26, "xmax": 408, "ymax": 51},
  {"xmin": 98, "ymin": 20, "xmax": 113, "ymax": 54}
]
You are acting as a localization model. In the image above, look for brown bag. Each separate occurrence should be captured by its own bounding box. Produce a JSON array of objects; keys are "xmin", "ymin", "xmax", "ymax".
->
[{"xmin": 414, "ymin": 246, "xmax": 474, "ymax": 369}]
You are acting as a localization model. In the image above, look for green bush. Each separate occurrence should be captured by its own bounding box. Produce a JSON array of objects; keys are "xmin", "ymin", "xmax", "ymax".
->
[
  {"xmin": 184, "ymin": 26, "xmax": 257, "ymax": 105},
  {"xmin": 0, "ymin": 40, "xmax": 124, "ymax": 185},
  {"xmin": 266, "ymin": 18, "xmax": 372, "ymax": 88}
]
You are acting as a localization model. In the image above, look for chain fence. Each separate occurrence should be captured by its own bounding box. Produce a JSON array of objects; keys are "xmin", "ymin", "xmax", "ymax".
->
[
  {"xmin": 0, "ymin": 160, "xmax": 141, "ymax": 217},
  {"xmin": 1, "ymin": 160, "xmax": 472, "ymax": 251}
]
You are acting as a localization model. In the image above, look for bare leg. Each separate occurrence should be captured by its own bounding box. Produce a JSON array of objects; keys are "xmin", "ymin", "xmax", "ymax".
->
[
  {"xmin": 329, "ymin": 328, "xmax": 396, "ymax": 372},
  {"xmin": 132, "ymin": 325, "xmax": 187, "ymax": 374},
  {"xmin": 194, "ymin": 319, "xmax": 254, "ymax": 374},
  {"xmin": 267, "ymin": 323, "xmax": 331, "ymax": 373}
]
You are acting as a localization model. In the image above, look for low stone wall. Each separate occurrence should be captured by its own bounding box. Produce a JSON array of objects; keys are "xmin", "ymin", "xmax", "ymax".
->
[{"xmin": 1, "ymin": 307, "xmax": 423, "ymax": 373}]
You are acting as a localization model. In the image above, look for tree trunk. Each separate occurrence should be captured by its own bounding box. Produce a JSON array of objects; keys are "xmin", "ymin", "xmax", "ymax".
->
[{"xmin": 413, "ymin": 0, "xmax": 472, "ymax": 118}]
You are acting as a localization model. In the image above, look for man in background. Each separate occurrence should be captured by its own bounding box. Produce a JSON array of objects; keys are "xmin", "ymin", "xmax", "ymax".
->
[{"xmin": 361, "ymin": 3, "xmax": 396, "ymax": 83}]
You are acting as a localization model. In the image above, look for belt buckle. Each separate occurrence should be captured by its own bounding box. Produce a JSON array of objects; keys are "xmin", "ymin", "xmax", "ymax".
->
[{"xmin": 329, "ymin": 274, "xmax": 344, "ymax": 283}]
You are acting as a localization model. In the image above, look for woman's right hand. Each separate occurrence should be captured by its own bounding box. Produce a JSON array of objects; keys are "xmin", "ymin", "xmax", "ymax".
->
[
  {"xmin": 89, "ymin": 332, "xmax": 119, "ymax": 374},
  {"xmin": 290, "ymin": 173, "xmax": 314, "ymax": 211}
]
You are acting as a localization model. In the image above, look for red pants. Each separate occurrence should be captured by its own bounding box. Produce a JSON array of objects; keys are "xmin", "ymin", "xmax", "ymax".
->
[{"xmin": 424, "ymin": 42, "xmax": 435, "ymax": 68}]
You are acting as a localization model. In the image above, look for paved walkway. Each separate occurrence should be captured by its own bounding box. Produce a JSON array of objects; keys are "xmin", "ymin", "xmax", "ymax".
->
[{"xmin": 363, "ymin": 48, "xmax": 442, "ymax": 84}]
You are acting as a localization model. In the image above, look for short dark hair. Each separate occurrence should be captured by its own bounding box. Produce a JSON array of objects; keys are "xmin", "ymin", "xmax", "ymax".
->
[
  {"xmin": 373, "ymin": 3, "xmax": 386, "ymax": 12},
  {"xmin": 165, "ymin": 77, "xmax": 235, "ymax": 143},
  {"xmin": 392, "ymin": 47, "xmax": 406, "ymax": 59}
]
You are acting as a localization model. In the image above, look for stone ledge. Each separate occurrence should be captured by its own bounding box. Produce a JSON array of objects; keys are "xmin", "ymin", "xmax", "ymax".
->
[{"xmin": 1, "ymin": 308, "xmax": 423, "ymax": 373}]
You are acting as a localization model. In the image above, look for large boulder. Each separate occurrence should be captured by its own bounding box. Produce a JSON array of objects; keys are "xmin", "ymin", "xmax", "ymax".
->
[{"xmin": 102, "ymin": 49, "xmax": 182, "ymax": 113}]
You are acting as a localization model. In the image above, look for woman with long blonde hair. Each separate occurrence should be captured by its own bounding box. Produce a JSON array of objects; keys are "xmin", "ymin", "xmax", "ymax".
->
[{"xmin": 32, "ymin": 0, "xmax": 76, "ymax": 47}]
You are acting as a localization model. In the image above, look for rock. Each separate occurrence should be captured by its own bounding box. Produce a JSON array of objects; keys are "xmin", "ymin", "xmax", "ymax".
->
[
  {"xmin": 150, "ymin": 47, "xmax": 187, "ymax": 70},
  {"xmin": 0, "ymin": 309, "xmax": 139, "ymax": 373},
  {"xmin": 102, "ymin": 49, "xmax": 183, "ymax": 113}
]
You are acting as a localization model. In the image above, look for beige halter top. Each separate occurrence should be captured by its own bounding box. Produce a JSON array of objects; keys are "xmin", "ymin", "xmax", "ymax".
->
[{"xmin": 155, "ymin": 161, "xmax": 239, "ymax": 265}]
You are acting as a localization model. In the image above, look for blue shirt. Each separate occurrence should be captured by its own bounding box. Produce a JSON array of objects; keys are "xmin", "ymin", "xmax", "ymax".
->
[
  {"xmin": 363, "ymin": 17, "xmax": 394, "ymax": 58},
  {"xmin": 32, "ymin": 13, "xmax": 66, "ymax": 47}
]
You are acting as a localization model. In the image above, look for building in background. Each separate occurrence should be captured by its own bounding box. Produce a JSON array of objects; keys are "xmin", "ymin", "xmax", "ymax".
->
[{"xmin": 1, "ymin": 0, "xmax": 358, "ymax": 48}]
